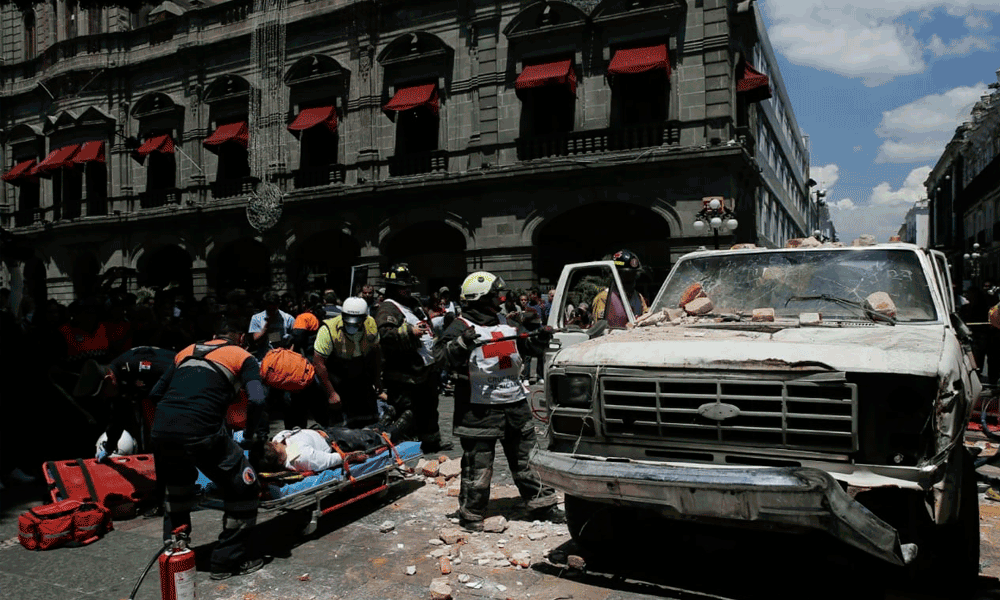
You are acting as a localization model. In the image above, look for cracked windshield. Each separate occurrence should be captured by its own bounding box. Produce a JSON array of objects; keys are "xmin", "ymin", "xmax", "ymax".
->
[{"xmin": 653, "ymin": 249, "xmax": 937, "ymax": 322}]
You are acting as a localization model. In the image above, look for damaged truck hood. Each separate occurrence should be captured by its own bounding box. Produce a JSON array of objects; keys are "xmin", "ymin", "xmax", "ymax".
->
[{"xmin": 554, "ymin": 325, "xmax": 947, "ymax": 377}]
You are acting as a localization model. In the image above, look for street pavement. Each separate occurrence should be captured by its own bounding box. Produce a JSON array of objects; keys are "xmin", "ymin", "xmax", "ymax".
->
[{"xmin": 2, "ymin": 391, "xmax": 1000, "ymax": 600}]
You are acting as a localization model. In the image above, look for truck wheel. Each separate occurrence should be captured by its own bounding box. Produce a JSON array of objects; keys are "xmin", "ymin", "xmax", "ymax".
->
[
  {"xmin": 932, "ymin": 449, "xmax": 980, "ymax": 582},
  {"xmin": 564, "ymin": 495, "xmax": 636, "ymax": 553}
]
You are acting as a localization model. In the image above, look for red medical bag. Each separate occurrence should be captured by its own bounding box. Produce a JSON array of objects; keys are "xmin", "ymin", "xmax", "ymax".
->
[{"xmin": 43, "ymin": 455, "xmax": 157, "ymax": 519}]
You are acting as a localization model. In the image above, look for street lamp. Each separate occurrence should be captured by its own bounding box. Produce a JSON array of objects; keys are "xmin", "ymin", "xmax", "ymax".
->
[
  {"xmin": 693, "ymin": 197, "xmax": 738, "ymax": 249},
  {"xmin": 812, "ymin": 189, "xmax": 827, "ymax": 235},
  {"xmin": 964, "ymin": 243, "xmax": 982, "ymax": 281}
]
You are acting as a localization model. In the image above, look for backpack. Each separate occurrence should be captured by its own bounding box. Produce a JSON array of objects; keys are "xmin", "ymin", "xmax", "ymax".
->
[
  {"xmin": 260, "ymin": 347, "xmax": 315, "ymax": 391},
  {"xmin": 18, "ymin": 499, "xmax": 113, "ymax": 550}
]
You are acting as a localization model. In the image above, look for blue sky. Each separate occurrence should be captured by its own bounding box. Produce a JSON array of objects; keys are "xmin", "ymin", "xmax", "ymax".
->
[{"xmin": 758, "ymin": 1, "xmax": 999, "ymax": 244}]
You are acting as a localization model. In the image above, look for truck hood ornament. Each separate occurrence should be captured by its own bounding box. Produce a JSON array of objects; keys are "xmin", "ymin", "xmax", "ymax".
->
[{"xmin": 697, "ymin": 402, "xmax": 740, "ymax": 421}]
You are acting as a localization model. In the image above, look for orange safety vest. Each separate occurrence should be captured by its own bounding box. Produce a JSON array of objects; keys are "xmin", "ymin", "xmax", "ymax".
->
[{"xmin": 175, "ymin": 339, "xmax": 256, "ymax": 430}]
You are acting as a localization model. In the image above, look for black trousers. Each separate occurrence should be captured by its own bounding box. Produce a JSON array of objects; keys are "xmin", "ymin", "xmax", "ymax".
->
[
  {"xmin": 457, "ymin": 400, "xmax": 557, "ymax": 523},
  {"xmin": 387, "ymin": 375, "xmax": 442, "ymax": 447},
  {"xmin": 153, "ymin": 432, "xmax": 259, "ymax": 570}
]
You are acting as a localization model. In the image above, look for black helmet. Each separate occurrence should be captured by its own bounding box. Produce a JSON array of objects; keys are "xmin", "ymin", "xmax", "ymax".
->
[
  {"xmin": 383, "ymin": 263, "xmax": 417, "ymax": 287},
  {"xmin": 611, "ymin": 249, "xmax": 641, "ymax": 271}
]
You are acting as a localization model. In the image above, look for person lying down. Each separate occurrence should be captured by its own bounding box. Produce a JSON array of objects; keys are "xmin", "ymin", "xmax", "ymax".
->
[{"xmin": 254, "ymin": 426, "xmax": 390, "ymax": 474}]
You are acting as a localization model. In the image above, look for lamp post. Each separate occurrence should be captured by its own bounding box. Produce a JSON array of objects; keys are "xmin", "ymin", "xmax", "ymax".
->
[
  {"xmin": 812, "ymin": 189, "xmax": 827, "ymax": 237},
  {"xmin": 964, "ymin": 242, "xmax": 982, "ymax": 283},
  {"xmin": 693, "ymin": 197, "xmax": 738, "ymax": 250}
]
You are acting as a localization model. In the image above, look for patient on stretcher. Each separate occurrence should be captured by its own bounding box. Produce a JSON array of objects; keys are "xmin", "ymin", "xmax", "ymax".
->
[{"xmin": 255, "ymin": 426, "xmax": 390, "ymax": 474}]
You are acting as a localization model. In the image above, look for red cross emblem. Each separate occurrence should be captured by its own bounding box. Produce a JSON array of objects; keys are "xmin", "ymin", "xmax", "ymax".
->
[{"xmin": 481, "ymin": 331, "xmax": 517, "ymax": 369}]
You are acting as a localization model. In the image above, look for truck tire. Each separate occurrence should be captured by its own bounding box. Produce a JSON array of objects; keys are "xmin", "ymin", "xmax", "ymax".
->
[
  {"xmin": 931, "ymin": 449, "xmax": 980, "ymax": 582},
  {"xmin": 564, "ymin": 495, "xmax": 637, "ymax": 553}
]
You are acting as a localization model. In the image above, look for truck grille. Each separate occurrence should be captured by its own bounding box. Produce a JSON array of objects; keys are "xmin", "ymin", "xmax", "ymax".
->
[{"xmin": 600, "ymin": 376, "xmax": 858, "ymax": 453}]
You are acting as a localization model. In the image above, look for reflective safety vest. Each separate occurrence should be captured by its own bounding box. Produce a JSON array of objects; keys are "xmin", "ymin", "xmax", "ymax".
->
[
  {"xmin": 458, "ymin": 316, "xmax": 527, "ymax": 405},
  {"xmin": 384, "ymin": 299, "xmax": 435, "ymax": 366},
  {"xmin": 174, "ymin": 339, "xmax": 252, "ymax": 393}
]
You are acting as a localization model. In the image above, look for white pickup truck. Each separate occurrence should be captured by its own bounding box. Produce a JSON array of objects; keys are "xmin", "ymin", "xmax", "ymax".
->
[{"xmin": 531, "ymin": 243, "xmax": 982, "ymax": 578}]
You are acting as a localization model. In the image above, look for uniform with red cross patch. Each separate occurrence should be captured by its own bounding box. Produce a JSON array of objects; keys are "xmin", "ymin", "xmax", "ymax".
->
[{"xmin": 459, "ymin": 317, "xmax": 527, "ymax": 405}]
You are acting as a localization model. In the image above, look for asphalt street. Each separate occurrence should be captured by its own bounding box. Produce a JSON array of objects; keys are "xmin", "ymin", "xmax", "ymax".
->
[{"xmin": 1, "ymin": 392, "xmax": 1000, "ymax": 600}]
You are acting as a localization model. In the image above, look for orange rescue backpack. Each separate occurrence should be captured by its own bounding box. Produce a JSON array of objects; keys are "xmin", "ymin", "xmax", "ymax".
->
[{"xmin": 260, "ymin": 347, "xmax": 315, "ymax": 391}]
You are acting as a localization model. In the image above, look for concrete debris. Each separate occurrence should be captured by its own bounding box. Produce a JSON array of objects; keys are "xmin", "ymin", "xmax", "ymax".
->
[
  {"xmin": 799, "ymin": 236, "xmax": 822, "ymax": 248},
  {"xmin": 497, "ymin": 584, "xmax": 507, "ymax": 592},
  {"xmin": 439, "ymin": 556, "xmax": 452, "ymax": 574},
  {"xmin": 666, "ymin": 307, "xmax": 686, "ymax": 322},
  {"xmin": 866, "ymin": 291, "xmax": 897, "ymax": 318},
  {"xmin": 422, "ymin": 461, "xmax": 440, "ymax": 477},
  {"xmin": 449, "ymin": 518, "xmax": 460, "ymax": 524},
  {"xmin": 437, "ymin": 455, "xmax": 450, "ymax": 463},
  {"xmin": 415, "ymin": 459, "xmax": 429, "ymax": 473},
  {"xmin": 751, "ymin": 308, "xmax": 774, "ymax": 322},
  {"xmin": 430, "ymin": 548, "xmax": 449, "ymax": 558},
  {"xmin": 447, "ymin": 487, "xmax": 460, "ymax": 497},
  {"xmin": 679, "ymin": 283, "xmax": 707, "ymax": 306},
  {"xmin": 439, "ymin": 528, "xmax": 468, "ymax": 545},
  {"xmin": 510, "ymin": 551, "xmax": 531, "ymax": 568},
  {"xmin": 428, "ymin": 539, "xmax": 444, "ymax": 546},
  {"xmin": 799, "ymin": 312, "xmax": 822, "ymax": 325},
  {"xmin": 435, "ymin": 476, "xmax": 447, "ymax": 487},
  {"xmin": 466, "ymin": 580, "xmax": 483, "ymax": 589},
  {"xmin": 429, "ymin": 578, "xmax": 453, "ymax": 600},
  {"xmin": 483, "ymin": 516, "xmax": 508, "ymax": 533},
  {"xmin": 730, "ymin": 243, "xmax": 757, "ymax": 250},
  {"xmin": 634, "ymin": 308, "xmax": 670, "ymax": 328},
  {"xmin": 438, "ymin": 459, "xmax": 461, "ymax": 480},
  {"xmin": 379, "ymin": 521, "xmax": 395, "ymax": 533},
  {"xmin": 298, "ymin": 573, "xmax": 310, "ymax": 581},
  {"xmin": 527, "ymin": 532, "xmax": 546, "ymax": 541},
  {"xmin": 405, "ymin": 565, "xmax": 417, "ymax": 575},
  {"xmin": 852, "ymin": 234, "xmax": 876, "ymax": 247},
  {"xmin": 567, "ymin": 555, "xmax": 586, "ymax": 570},
  {"xmin": 458, "ymin": 573, "xmax": 471, "ymax": 583},
  {"xmin": 684, "ymin": 296, "xmax": 714, "ymax": 316}
]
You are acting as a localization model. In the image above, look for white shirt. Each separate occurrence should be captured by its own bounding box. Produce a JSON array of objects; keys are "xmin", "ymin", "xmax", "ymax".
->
[{"xmin": 272, "ymin": 429, "xmax": 343, "ymax": 473}]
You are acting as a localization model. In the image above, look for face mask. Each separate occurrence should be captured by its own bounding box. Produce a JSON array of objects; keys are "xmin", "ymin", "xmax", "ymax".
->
[{"xmin": 344, "ymin": 323, "xmax": 361, "ymax": 336}]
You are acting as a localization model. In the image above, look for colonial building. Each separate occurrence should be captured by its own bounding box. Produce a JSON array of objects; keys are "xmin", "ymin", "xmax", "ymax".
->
[
  {"xmin": 926, "ymin": 68, "xmax": 1000, "ymax": 288},
  {"xmin": 1, "ymin": 0, "xmax": 812, "ymax": 306}
]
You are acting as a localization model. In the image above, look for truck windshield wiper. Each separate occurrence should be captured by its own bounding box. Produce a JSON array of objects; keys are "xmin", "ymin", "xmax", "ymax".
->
[{"xmin": 785, "ymin": 294, "xmax": 897, "ymax": 325}]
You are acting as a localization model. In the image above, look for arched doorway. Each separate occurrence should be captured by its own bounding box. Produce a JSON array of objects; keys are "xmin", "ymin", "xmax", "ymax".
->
[
  {"xmin": 72, "ymin": 254, "xmax": 101, "ymax": 299},
  {"xmin": 384, "ymin": 222, "xmax": 466, "ymax": 297},
  {"xmin": 214, "ymin": 238, "xmax": 271, "ymax": 298},
  {"xmin": 137, "ymin": 245, "xmax": 194, "ymax": 300},
  {"xmin": 535, "ymin": 202, "xmax": 671, "ymax": 299},
  {"xmin": 295, "ymin": 231, "xmax": 360, "ymax": 301}
]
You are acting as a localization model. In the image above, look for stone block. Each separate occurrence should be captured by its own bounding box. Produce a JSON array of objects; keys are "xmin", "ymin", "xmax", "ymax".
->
[
  {"xmin": 751, "ymin": 308, "xmax": 775, "ymax": 322},
  {"xmin": 422, "ymin": 461, "xmax": 440, "ymax": 477},
  {"xmin": 704, "ymin": 6, "xmax": 728, "ymax": 22},
  {"xmin": 439, "ymin": 459, "xmax": 461, "ymax": 479},
  {"xmin": 483, "ymin": 515, "xmax": 508, "ymax": 532},
  {"xmin": 439, "ymin": 528, "xmax": 468, "ymax": 545},
  {"xmin": 684, "ymin": 296, "xmax": 714, "ymax": 315},
  {"xmin": 706, "ymin": 103, "xmax": 730, "ymax": 118},
  {"xmin": 706, "ymin": 75, "xmax": 729, "ymax": 91},
  {"xmin": 705, "ymin": 89, "xmax": 730, "ymax": 105},
  {"xmin": 866, "ymin": 292, "xmax": 897, "ymax": 318}
]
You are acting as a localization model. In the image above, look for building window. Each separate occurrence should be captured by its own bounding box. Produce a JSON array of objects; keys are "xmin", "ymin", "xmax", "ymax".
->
[
  {"xmin": 288, "ymin": 105, "xmax": 339, "ymax": 187},
  {"xmin": 88, "ymin": 6, "xmax": 101, "ymax": 35},
  {"xmin": 66, "ymin": 0, "xmax": 78, "ymax": 39},
  {"xmin": 608, "ymin": 44, "xmax": 669, "ymax": 145},
  {"xmin": 24, "ymin": 11, "xmax": 35, "ymax": 60},
  {"xmin": 384, "ymin": 84, "xmax": 440, "ymax": 156},
  {"xmin": 516, "ymin": 59, "xmax": 576, "ymax": 137},
  {"xmin": 203, "ymin": 121, "xmax": 250, "ymax": 183},
  {"xmin": 2, "ymin": 159, "xmax": 40, "ymax": 226}
]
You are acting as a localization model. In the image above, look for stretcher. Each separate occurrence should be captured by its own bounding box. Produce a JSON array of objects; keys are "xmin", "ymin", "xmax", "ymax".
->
[{"xmin": 195, "ymin": 437, "xmax": 423, "ymax": 535}]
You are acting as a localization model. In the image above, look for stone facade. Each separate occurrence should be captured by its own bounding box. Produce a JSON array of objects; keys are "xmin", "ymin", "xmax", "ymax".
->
[{"xmin": 1, "ymin": 0, "xmax": 812, "ymax": 307}]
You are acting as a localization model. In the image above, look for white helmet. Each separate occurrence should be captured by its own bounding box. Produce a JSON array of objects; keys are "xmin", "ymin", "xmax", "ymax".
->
[
  {"xmin": 342, "ymin": 297, "xmax": 368, "ymax": 325},
  {"xmin": 461, "ymin": 271, "xmax": 506, "ymax": 302},
  {"xmin": 96, "ymin": 430, "xmax": 137, "ymax": 456}
]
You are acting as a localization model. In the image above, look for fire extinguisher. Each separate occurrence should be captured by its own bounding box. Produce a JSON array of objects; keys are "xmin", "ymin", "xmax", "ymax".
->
[
  {"xmin": 127, "ymin": 525, "xmax": 196, "ymax": 600},
  {"xmin": 160, "ymin": 525, "xmax": 196, "ymax": 600}
]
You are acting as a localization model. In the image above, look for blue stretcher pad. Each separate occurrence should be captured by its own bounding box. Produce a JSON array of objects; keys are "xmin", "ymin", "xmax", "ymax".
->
[{"xmin": 196, "ymin": 440, "xmax": 422, "ymax": 508}]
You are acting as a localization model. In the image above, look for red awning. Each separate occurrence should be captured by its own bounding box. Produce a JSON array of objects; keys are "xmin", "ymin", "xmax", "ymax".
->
[
  {"xmin": 33, "ymin": 144, "xmax": 80, "ymax": 176},
  {"xmin": 383, "ymin": 84, "xmax": 439, "ymax": 115},
  {"xmin": 515, "ymin": 60, "xmax": 577, "ymax": 94},
  {"xmin": 288, "ymin": 106, "xmax": 338, "ymax": 133},
  {"xmin": 203, "ymin": 121, "xmax": 249, "ymax": 152},
  {"xmin": 72, "ymin": 140, "xmax": 105, "ymax": 165},
  {"xmin": 135, "ymin": 134, "xmax": 175, "ymax": 158},
  {"xmin": 737, "ymin": 61, "xmax": 772, "ymax": 103},
  {"xmin": 2, "ymin": 159, "xmax": 38, "ymax": 183},
  {"xmin": 608, "ymin": 44, "xmax": 670, "ymax": 76}
]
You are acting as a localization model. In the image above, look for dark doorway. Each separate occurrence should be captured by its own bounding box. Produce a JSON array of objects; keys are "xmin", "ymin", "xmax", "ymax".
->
[
  {"xmin": 215, "ymin": 238, "xmax": 271, "ymax": 297},
  {"xmin": 296, "ymin": 230, "xmax": 360, "ymax": 301},
  {"xmin": 138, "ymin": 245, "xmax": 193, "ymax": 299},
  {"xmin": 384, "ymin": 221, "xmax": 466, "ymax": 298}
]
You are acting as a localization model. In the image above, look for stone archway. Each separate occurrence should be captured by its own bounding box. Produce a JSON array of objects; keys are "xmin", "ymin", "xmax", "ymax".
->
[
  {"xmin": 535, "ymin": 201, "xmax": 671, "ymax": 299},
  {"xmin": 137, "ymin": 245, "xmax": 194, "ymax": 300},
  {"xmin": 214, "ymin": 238, "xmax": 271, "ymax": 298},
  {"xmin": 383, "ymin": 221, "xmax": 467, "ymax": 297},
  {"xmin": 294, "ymin": 230, "xmax": 361, "ymax": 301}
]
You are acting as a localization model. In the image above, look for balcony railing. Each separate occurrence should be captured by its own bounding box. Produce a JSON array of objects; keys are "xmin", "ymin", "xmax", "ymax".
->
[
  {"xmin": 139, "ymin": 188, "xmax": 182, "ymax": 209},
  {"xmin": 211, "ymin": 177, "xmax": 256, "ymax": 199},
  {"xmin": 388, "ymin": 150, "xmax": 449, "ymax": 177},
  {"xmin": 293, "ymin": 165, "xmax": 347, "ymax": 189},
  {"xmin": 516, "ymin": 122, "xmax": 681, "ymax": 161}
]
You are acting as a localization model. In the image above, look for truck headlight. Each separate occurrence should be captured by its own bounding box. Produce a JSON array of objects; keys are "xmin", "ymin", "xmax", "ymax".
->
[{"xmin": 552, "ymin": 374, "xmax": 593, "ymax": 408}]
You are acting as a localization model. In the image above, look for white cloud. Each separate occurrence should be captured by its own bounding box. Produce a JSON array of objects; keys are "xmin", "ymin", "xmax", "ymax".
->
[
  {"xmin": 870, "ymin": 166, "xmax": 933, "ymax": 206},
  {"xmin": 831, "ymin": 199, "xmax": 857, "ymax": 210},
  {"xmin": 760, "ymin": 2, "xmax": 1000, "ymax": 84},
  {"xmin": 875, "ymin": 83, "xmax": 987, "ymax": 163},
  {"xmin": 927, "ymin": 34, "xmax": 997, "ymax": 57},
  {"xmin": 810, "ymin": 164, "xmax": 840, "ymax": 189}
]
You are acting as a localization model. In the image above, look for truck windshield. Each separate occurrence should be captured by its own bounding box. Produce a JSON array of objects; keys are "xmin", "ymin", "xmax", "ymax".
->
[{"xmin": 652, "ymin": 249, "xmax": 938, "ymax": 323}]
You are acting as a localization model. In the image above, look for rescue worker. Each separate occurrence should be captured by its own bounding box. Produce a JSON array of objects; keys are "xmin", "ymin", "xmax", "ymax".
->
[
  {"xmin": 72, "ymin": 346, "xmax": 177, "ymax": 457},
  {"xmin": 148, "ymin": 315, "xmax": 266, "ymax": 580},
  {"xmin": 435, "ymin": 271, "xmax": 559, "ymax": 531},
  {"xmin": 375, "ymin": 264, "xmax": 452, "ymax": 453},
  {"xmin": 592, "ymin": 249, "xmax": 649, "ymax": 328},
  {"xmin": 313, "ymin": 297, "xmax": 383, "ymax": 429}
]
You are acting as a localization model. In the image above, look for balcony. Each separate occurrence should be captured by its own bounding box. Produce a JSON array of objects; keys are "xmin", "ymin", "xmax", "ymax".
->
[
  {"xmin": 139, "ymin": 188, "xmax": 182, "ymax": 209},
  {"xmin": 211, "ymin": 177, "xmax": 256, "ymax": 199},
  {"xmin": 516, "ymin": 122, "xmax": 681, "ymax": 161},
  {"xmin": 388, "ymin": 150, "xmax": 449, "ymax": 177},
  {"xmin": 293, "ymin": 165, "xmax": 347, "ymax": 189}
]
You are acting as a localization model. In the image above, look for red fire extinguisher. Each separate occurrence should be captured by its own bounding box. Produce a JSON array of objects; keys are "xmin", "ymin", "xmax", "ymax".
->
[
  {"xmin": 160, "ymin": 525, "xmax": 196, "ymax": 600},
  {"xmin": 128, "ymin": 525, "xmax": 196, "ymax": 600}
]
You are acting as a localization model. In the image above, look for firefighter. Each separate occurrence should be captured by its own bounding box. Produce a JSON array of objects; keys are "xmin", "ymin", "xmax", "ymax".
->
[
  {"xmin": 375, "ymin": 264, "xmax": 452, "ymax": 453},
  {"xmin": 592, "ymin": 249, "xmax": 649, "ymax": 327},
  {"xmin": 148, "ymin": 315, "xmax": 266, "ymax": 580},
  {"xmin": 435, "ymin": 271, "xmax": 559, "ymax": 531},
  {"xmin": 73, "ymin": 346, "xmax": 177, "ymax": 457}
]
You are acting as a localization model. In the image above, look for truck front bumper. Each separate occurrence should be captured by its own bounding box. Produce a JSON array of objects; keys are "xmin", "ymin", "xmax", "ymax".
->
[{"xmin": 529, "ymin": 449, "xmax": 914, "ymax": 566}]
